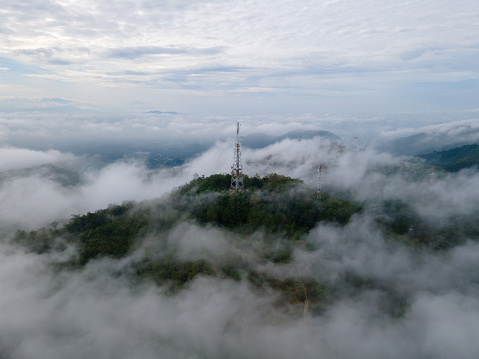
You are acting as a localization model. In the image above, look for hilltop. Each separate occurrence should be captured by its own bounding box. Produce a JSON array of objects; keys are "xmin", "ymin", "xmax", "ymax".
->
[
  {"xmin": 4, "ymin": 163, "xmax": 479, "ymax": 358},
  {"xmin": 11, "ymin": 169, "xmax": 479, "ymax": 320},
  {"xmin": 12, "ymin": 173, "xmax": 362, "ymax": 314},
  {"xmin": 418, "ymin": 143, "xmax": 479, "ymax": 171}
]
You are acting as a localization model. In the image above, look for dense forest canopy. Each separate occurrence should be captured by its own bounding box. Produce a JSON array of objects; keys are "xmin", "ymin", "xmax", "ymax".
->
[
  {"xmin": 418, "ymin": 143, "xmax": 479, "ymax": 171},
  {"xmin": 10, "ymin": 170, "xmax": 479, "ymax": 321}
]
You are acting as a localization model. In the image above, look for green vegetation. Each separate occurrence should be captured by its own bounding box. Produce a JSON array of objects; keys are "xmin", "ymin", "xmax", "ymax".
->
[
  {"xmin": 7, "ymin": 167, "xmax": 479, "ymax": 324},
  {"xmin": 248, "ymin": 270, "xmax": 332, "ymax": 314},
  {"xmin": 10, "ymin": 173, "xmax": 426, "ymax": 318},
  {"xmin": 178, "ymin": 173, "xmax": 361, "ymax": 238},
  {"xmin": 418, "ymin": 143, "xmax": 479, "ymax": 171},
  {"xmin": 177, "ymin": 172, "xmax": 302, "ymax": 195},
  {"xmin": 135, "ymin": 257, "xmax": 216, "ymax": 290},
  {"xmin": 12, "ymin": 173, "xmax": 361, "ymax": 262},
  {"xmin": 378, "ymin": 198, "xmax": 479, "ymax": 250}
]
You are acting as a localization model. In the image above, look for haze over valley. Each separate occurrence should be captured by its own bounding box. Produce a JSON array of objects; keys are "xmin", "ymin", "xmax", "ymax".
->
[{"xmin": 1, "ymin": 0, "xmax": 479, "ymax": 357}]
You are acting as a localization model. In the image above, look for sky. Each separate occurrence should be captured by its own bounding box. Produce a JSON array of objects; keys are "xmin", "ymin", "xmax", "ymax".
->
[
  {"xmin": 2, "ymin": 2, "xmax": 479, "ymax": 356},
  {"xmin": 0, "ymin": 0, "xmax": 478, "ymax": 117}
]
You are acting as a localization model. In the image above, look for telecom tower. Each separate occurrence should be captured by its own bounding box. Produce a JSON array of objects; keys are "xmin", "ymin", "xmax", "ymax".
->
[
  {"xmin": 231, "ymin": 122, "xmax": 244, "ymax": 191},
  {"xmin": 429, "ymin": 167, "xmax": 436, "ymax": 184},
  {"xmin": 317, "ymin": 165, "xmax": 323, "ymax": 199},
  {"xmin": 352, "ymin": 136, "xmax": 359, "ymax": 151}
]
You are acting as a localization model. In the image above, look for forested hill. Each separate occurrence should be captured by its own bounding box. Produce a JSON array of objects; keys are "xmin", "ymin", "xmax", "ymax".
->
[
  {"xmin": 14, "ymin": 172, "xmax": 475, "ymax": 267},
  {"xmin": 418, "ymin": 143, "xmax": 479, "ymax": 171},
  {"xmin": 14, "ymin": 173, "xmax": 362, "ymax": 264},
  {"xmin": 10, "ymin": 172, "xmax": 479, "ymax": 318},
  {"xmin": 11, "ymin": 173, "xmax": 363, "ymax": 314}
]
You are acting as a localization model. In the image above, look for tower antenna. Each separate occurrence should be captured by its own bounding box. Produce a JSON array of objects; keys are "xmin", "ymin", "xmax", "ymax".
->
[
  {"xmin": 231, "ymin": 122, "xmax": 244, "ymax": 191},
  {"xmin": 353, "ymin": 136, "xmax": 359, "ymax": 151},
  {"xmin": 317, "ymin": 165, "xmax": 323, "ymax": 199},
  {"xmin": 429, "ymin": 167, "xmax": 436, "ymax": 184}
]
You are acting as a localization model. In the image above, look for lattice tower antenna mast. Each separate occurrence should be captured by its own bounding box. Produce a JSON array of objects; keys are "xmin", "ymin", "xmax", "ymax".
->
[
  {"xmin": 317, "ymin": 165, "xmax": 323, "ymax": 199},
  {"xmin": 231, "ymin": 122, "xmax": 244, "ymax": 191},
  {"xmin": 429, "ymin": 167, "xmax": 436, "ymax": 184}
]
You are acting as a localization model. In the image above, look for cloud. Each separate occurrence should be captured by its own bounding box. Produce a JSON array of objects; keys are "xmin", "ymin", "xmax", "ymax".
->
[
  {"xmin": 1, "ymin": 0, "xmax": 478, "ymax": 113},
  {"xmin": 106, "ymin": 46, "xmax": 226, "ymax": 59},
  {"xmin": 0, "ymin": 175, "xmax": 77, "ymax": 230},
  {"xmin": 0, "ymin": 244, "xmax": 289, "ymax": 358},
  {"xmin": 0, "ymin": 131, "xmax": 479, "ymax": 357},
  {"xmin": 1, "ymin": 127, "xmax": 477, "ymax": 232},
  {"xmin": 0, "ymin": 147, "xmax": 75, "ymax": 172},
  {"xmin": 40, "ymin": 97, "xmax": 72, "ymax": 105},
  {"xmin": 1, "ymin": 112, "xmax": 479, "ymax": 233},
  {"xmin": 15, "ymin": 47, "xmax": 90, "ymax": 65},
  {"xmin": 377, "ymin": 118, "xmax": 479, "ymax": 154},
  {"xmin": 0, "ymin": 139, "xmax": 231, "ymax": 229},
  {"xmin": 1, "ymin": 214, "xmax": 479, "ymax": 358},
  {"xmin": 0, "ymin": 112, "xmax": 326, "ymax": 149}
]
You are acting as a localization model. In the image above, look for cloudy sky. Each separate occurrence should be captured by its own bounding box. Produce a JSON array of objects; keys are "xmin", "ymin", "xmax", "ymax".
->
[
  {"xmin": 1, "ymin": 0, "xmax": 478, "ymax": 116},
  {"xmin": 2, "ymin": 3, "xmax": 479, "ymax": 356}
]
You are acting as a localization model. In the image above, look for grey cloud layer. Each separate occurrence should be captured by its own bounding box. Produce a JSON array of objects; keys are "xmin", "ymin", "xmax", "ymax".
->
[
  {"xmin": 1, "ymin": 124, "xmax": 478, "ymax": 229},
  {"xmin": 1, "ymin": 127, "xmax": 479, "ymax": 356},
  {"xmin": 1, "ymin": 0, "xmax": 478, "ymax": 113},
  {"xmin": 1, "ymin": 213, "xmax": 479, "ymax": 358},
  {"xmin": 0, "ymin": 112, "xmax": 477, "ymax": 231},
  {"xmin": 106, "ymin": 46, "xmax": 226, "ymax": 59}
]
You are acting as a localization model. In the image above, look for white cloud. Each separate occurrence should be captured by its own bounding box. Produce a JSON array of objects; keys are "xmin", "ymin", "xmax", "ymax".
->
[
  {"xmin": 380, "ymin": 118, "xmax": 479, "ymax": 140},
  {"xmin": 0, "ymin": 132, "xmax": 479, "ymax": 357},
  {"xmin": 0, "ymin": 147, "xmax": 74, "ymax": 172},
  {"xmin": 2, "ymin": 215, "xmax": 479, "ymax": 358},
  {"xmin": 2, "ymin": 130, "xmax": 478, "ymax": 230},
  {"xmin": 0, "ymin": 0, "xmax": 477, "ymax": 113}
]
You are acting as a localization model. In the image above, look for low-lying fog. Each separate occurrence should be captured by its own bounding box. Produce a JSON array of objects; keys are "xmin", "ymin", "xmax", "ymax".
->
[{"xmin": 1, "ymin": 116, "xmax": 478, "ymax": 358}]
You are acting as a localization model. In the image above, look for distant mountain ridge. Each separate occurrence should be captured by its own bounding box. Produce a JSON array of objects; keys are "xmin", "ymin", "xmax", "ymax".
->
[
  {"xmin": 241, "ymin": 129, "xmax": 341, "ymax": 149},
  {"xmin": 12, "ymin": 129, "xmax": 341, "ymax": 171},
  {"xmin": 378, "ymin": 120, "xmax": 479, "ymax": 156},
  {"xmin": 0, "ymin": 164, "xmax": 82, "ymax": 187},
  {"xmin": 417, "ymin": 143, "xmax": 479, "ymax": 172}
]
